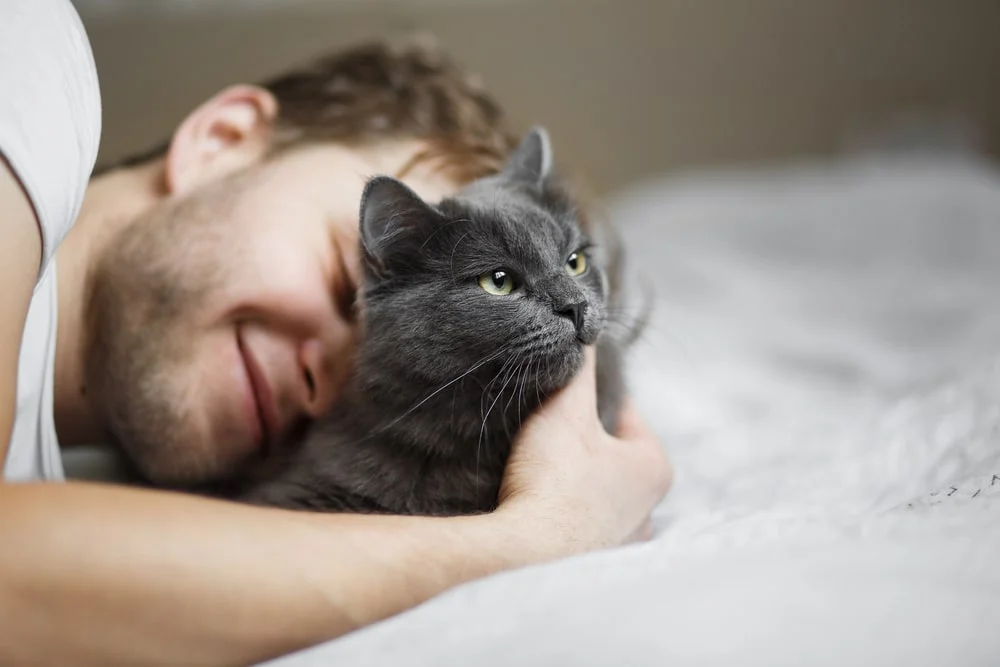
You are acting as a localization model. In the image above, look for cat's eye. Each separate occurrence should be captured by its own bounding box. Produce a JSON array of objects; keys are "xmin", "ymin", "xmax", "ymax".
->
[
  {"xmin": 566, "ymin": 251, "xmax": 588, "ymax": 276},
  {"xmin": 478, "ymin": 269, "xmax": 515, "ymax": 296}
]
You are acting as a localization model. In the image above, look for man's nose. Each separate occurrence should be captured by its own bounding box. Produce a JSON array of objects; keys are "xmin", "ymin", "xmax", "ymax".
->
[{"xmin": 298, "ymin": 334, "xmax": 353, "ymax": 418}]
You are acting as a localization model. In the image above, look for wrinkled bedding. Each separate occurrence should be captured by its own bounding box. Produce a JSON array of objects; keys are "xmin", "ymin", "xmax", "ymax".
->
[{"xmin": 263, "ymin": 154, "xmax": 1000, "ymax": 666}]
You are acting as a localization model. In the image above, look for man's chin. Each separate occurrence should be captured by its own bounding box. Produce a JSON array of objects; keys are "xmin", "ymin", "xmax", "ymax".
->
[{"xmin": 121, "ymin": 440, "xmax": 254, "ymax": 490}]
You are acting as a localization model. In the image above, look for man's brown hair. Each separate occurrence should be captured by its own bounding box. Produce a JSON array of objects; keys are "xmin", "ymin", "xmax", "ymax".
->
[{"xmin": 111, "ymin": 36, "xmax": 519, "ymax": 183}]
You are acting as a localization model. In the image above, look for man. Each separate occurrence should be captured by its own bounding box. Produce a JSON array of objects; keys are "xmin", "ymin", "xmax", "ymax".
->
[{"xmin": 0, "ymin": 2, "xmax": 671, "ymax": 665}]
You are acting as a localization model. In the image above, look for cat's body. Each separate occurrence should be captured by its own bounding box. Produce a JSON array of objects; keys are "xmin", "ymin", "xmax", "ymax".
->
[{"xmin": 239, "ymin": 128, "xmax": 629, "ymax": 516}]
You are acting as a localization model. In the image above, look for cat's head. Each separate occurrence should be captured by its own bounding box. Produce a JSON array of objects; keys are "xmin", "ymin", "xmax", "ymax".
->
[{"xmin": 355, "ymin": 127, "xmax": 608, "ymax": 395}]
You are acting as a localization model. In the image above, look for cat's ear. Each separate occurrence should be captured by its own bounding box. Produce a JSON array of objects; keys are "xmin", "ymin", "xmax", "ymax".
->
[
  {"xmin": 359, "ymin": 175, "xmax": 439, "ymax": 266},
  {"xmin": 501, "ymin": 126, "xmax": 553, "ymax": 187}
]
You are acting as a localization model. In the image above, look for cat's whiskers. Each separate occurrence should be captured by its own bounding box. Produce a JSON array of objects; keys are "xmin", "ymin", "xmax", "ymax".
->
[
  {"xmin": 479, "ymin": 353, "xmax": 516, "ymax": 425},
  {"xmin": 517, "ymin": 357, "xmax": 533, "ymax": 427},
  {"xmin": 372, "ymin": 342, "xmax": 516, "ymax": 439},
  {"xmin": 474, "ymin": 356, "xmax": 512, "ymax": 506},
  {"xmin": 479, "ymin": 354, "xmax": 517, "ymax": 438},
  {"xmin": 514, "ymin": 357, "xmax": 534, "ymax": 434},
  {"xmin": 533, "ymin": 356, "xmax": 543, "ymax": 406},
  {"xmin": 500, "ymin": 359, "xmax": 528, "ymax": 441},
  {"xmin": 475, "ymin": 357, "xmax": 522, "ymax": 505},
  {"xmin": 503, "ymin": 357, "xmax": 527, "ymax": 414}
]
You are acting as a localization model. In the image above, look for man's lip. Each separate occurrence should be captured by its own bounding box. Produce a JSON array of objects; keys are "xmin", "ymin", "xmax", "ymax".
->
[{"xmin": 236, "ymin": 330, "xmax": 279, "ymax": 453}]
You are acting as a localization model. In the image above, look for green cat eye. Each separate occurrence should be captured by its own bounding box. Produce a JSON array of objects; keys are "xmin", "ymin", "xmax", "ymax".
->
[
  {"xmin": 566, "ymin": 251, "xmax": 588, "ymax": 276},
  {"xmin": 478, "ymin": 269, "xmax": 515, "ymax": 295}
]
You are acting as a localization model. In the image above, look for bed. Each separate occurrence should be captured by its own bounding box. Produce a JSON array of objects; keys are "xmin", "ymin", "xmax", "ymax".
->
[{"xmin": 257, "ymin": 152, "xmax": 1000, "ymax": 666}]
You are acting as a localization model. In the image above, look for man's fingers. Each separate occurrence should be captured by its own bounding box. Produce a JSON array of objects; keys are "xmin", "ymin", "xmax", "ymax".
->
[
  {"xmin": 616, "ymin": 397, "xmax": 652, "ymax": 440},
  {"xmin": 616, "ymin": 398, "xmax": 674, "ymax": 498},
  {"xmin": 616, "ymin": 398, "xmax": 656, "ymax": 442}
]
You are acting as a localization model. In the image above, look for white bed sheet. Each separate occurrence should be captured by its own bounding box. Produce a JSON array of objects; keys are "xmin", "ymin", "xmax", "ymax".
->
[{"xmin": 262, "ymin": 155, "xmax": 1000, "ymax": 666}]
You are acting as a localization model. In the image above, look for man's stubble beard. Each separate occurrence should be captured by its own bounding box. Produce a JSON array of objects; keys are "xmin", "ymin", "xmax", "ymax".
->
[{"xmin": 84, "ymin": 179, "xmax": 244, "ymax": 487}]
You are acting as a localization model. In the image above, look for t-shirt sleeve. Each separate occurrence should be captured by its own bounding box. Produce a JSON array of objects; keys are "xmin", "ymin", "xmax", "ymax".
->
[{"xmin": 0, "ymin": 0, "xmax": 102, "ymax": 279}]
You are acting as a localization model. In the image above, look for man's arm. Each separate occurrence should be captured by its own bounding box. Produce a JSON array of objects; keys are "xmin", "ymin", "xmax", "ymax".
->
[
  {"xmin": 0, "ymin": 483, "xmax": 540, "ymax": 667},
  {"xmin": 0, "ymin": 349, "xmax": 671, "ymax": 667},
  {"xmin": 0, "ymin": 157, "xmax": 43, "ymax": 459}
]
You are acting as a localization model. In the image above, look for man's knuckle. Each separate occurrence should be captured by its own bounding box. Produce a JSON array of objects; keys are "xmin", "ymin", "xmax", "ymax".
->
[
  {"xmin": 634, "ymin": 443, "xmax": 672, "ymax": 495},
  {"xmin": 652, "ymin": 455, "xmax": 674, "ymax": 495}
]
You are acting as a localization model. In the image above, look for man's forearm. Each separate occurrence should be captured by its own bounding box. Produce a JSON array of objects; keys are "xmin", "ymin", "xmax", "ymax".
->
[{"xmin": 0, "ymin": 482, "xmax": 536, "ymax": 667}]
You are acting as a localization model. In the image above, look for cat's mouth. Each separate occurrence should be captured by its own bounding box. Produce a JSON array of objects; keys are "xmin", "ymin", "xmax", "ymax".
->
[{"xmin": 506, "ymin": 333, "xmax": 586, "ymax": 396}]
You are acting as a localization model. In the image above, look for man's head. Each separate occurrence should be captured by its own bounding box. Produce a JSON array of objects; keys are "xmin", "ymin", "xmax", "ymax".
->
[{"xmin": 79, "ymin": 38, "xmax": 518, "ymax": 486}]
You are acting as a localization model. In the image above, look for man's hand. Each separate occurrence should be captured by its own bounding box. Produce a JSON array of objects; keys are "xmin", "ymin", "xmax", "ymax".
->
[{"xmin": 498, "ymin": 347, "xmax": 672, "ymax": 557}]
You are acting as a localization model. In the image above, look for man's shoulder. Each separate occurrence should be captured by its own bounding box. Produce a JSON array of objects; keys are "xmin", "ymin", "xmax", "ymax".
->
[{"xmin": 0, "ymin": 0, "xmax": 101, "ymax": 278}]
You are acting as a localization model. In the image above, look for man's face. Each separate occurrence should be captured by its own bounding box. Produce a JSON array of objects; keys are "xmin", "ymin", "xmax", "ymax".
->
[{"xmin": 87, "ymin": 141, "xmax": 459, "ymax": 486}]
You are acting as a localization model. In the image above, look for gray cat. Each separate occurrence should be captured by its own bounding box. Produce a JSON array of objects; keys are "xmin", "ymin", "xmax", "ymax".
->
[{"xmin": 238, "ymin": 127, "xmax": 631, "ymax": 516}]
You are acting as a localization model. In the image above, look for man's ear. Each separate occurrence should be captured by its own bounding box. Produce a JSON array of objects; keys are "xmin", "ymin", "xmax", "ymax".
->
[
  {"xmin": 359, "ymin": 176, "xmax": 441, "ymax": 269},
  {"xmin": 164, "ymin": 85, "xmax": 278, "ymax": 195}
]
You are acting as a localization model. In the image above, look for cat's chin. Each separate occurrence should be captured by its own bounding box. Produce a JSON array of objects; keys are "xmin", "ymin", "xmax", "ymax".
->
[{"xmin": 532, "ymin": 339, "xmax": 586, "ymax": 395}]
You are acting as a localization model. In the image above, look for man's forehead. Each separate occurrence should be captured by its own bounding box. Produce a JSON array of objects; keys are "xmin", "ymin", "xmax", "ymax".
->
[
  {"xmin": 399, "ymin": 166, "xmax": 461, "ymax": 205},
  {"xmin": 352, "ymin": 138, "xmax": 463, "ymax": 203},
  {"xmin": 276, "ymin": 138, "xmax": 462, "ymax": 201}
]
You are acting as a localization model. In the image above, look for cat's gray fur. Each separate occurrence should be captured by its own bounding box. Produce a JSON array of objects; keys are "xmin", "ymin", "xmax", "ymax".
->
[{"xmin": 238, "ymin": 127, "xmax": 630, "ymax": 516}]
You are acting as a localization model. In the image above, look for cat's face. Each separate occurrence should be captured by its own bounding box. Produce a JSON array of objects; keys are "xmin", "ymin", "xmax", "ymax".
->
[{"xmin": 357, "ymin": 127, "xmax": 608, "ymax": 396}]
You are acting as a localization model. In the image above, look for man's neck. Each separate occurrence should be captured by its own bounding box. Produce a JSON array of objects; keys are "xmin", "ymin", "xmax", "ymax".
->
[{"xmin": 53, "ymin": 160, "xmax": 166, "ymax": 447}]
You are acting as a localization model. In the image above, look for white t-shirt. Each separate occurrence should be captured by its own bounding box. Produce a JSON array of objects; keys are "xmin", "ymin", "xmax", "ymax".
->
[{"xmin": 1, "ymin": 0, "xmax": 102, "ymax": 481}]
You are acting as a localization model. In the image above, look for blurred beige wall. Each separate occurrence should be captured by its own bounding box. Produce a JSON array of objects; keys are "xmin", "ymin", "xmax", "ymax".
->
[{"xmin": 77, "ymin": 0, "xmax": 1000, "ymax": 195}]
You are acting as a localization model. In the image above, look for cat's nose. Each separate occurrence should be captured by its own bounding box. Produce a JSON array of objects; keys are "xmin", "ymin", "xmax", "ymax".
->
[{"xmin": 556, "ymin": 301, "xmax": 587, "ymax": 335}]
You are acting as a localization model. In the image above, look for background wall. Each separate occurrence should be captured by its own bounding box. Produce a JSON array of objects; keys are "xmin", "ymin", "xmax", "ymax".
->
[{"xmin": 74, "ymin": 0, "xmax": 1000, "ymax": 195}]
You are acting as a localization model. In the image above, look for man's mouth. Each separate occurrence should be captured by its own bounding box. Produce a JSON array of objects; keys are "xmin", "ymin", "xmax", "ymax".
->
[{"xmin": 237, "ymin": 330, "xmax": 278, "ymax": 454}]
